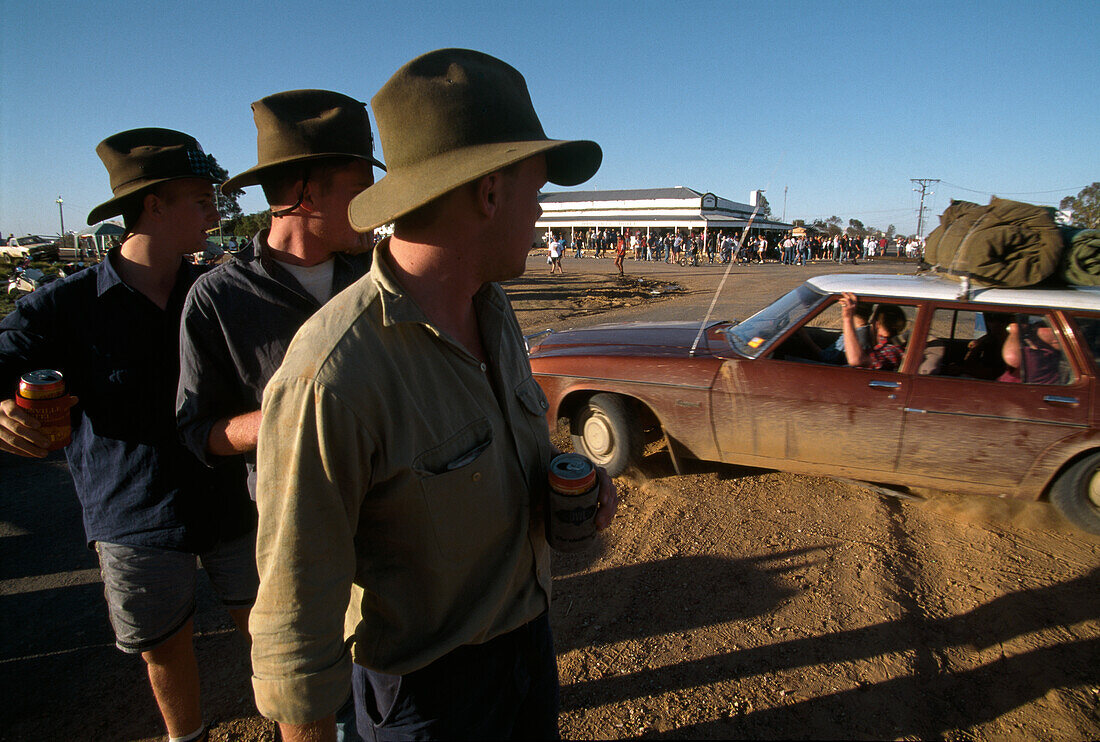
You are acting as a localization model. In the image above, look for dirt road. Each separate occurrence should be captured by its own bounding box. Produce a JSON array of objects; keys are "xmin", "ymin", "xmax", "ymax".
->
[{"xmin": 2, "ymin": 255, "xmax": 1098, "ymax": 740}]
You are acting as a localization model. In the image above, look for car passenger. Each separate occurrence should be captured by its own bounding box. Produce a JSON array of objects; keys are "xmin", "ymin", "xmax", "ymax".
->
[
  {"xmin": 820, "ymin": 300, "xmax": 872, "ymax": 363},
  {"xmin": 1000, "ymin": 318, "xmax": 1064, "ymax": 384},
  {"xmin": 960, "ymin": 311, "xmax": 1011, "ymax": 379},
  {"xmin": 840, "ymin": 292, "xmax": 906, "ymax": 370}
]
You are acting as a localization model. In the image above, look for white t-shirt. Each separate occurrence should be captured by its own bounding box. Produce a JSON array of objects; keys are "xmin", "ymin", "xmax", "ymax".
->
[{"xmin": 280, "ymin": 258, "xmax": 335, "ymax": 305}]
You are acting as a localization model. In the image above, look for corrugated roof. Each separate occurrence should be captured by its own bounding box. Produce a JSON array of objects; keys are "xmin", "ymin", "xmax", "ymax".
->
[{"xmin": 540, "ymin": 187, "xmax": 703, "ymax": 203}]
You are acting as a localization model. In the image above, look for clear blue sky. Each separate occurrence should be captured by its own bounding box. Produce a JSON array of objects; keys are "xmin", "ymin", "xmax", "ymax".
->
[{"xmin": 2, "ymin": 0, "xmax": 1097, "ymax": 238}]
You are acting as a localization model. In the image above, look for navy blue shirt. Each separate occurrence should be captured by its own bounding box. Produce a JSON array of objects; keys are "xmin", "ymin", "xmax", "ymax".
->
[
  {"xmin": 0, "ymin": 251, "xmax": 254, "ymax": 551},
  {"xmin": 176, "ymin": 232, "xmax": 371, "ymax": 498}
]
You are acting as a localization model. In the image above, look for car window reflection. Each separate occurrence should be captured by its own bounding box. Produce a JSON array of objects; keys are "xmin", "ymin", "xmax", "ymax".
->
[{"xmin": 722, "ymin": 284, "xmax": 826, "ymax": 357}]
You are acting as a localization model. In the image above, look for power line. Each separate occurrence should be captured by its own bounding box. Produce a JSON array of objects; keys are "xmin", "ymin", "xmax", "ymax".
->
[{"xmin": 938, "ymin": 180, "xmax": 1087, "ymax": 197}]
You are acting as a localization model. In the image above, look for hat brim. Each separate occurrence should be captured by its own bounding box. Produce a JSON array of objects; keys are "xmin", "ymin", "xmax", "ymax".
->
[
  {"xmin": 348, "ymin": 139, "xmax": 601, "ymax": 233},
  {"xmin": 86, "ymin": 174, "xmax": 218, "ymax": 225},
  {"xmin": 222, "ymin": 152, "xmax": 386, "ymax": 192}
]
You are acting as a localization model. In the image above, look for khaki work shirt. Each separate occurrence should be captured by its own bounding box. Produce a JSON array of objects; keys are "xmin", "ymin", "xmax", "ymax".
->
[{"xmin": 251, "ymin": 242, "xmax": 553, "ymax": 724}]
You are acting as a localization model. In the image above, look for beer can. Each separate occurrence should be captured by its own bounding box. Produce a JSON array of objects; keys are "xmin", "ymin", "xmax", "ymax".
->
[
  {"xmin": 15, "ymin": 369, "xmax": 72, "ymax": 451},
  {"xmin": 547, "ymin": 453, "xmax": 599, "ymax": 552}
]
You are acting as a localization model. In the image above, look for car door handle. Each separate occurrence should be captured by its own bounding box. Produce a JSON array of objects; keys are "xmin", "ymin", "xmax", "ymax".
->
[
  {"xmin": 869, "ymin": 380, "xmax": 900, "ymax": 389},
  {"xmin": 1043, "ymin": 395, "xmax": 1079, "ymax": 406}
]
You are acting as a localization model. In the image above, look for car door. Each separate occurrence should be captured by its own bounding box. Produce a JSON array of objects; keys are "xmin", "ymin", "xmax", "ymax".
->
[
  {"xmin": 897, "ymin": 306, "xmax": 1091, "ymax": 492},
  {"xmin": 711, "ymin": 297, "xmax": 917, "ymax": 476}
]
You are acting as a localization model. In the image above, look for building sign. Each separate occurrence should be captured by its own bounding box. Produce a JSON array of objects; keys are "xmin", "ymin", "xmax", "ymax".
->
[{"xmin": 701, "ymin": 193, "xmax": 717, "ymax": 209}]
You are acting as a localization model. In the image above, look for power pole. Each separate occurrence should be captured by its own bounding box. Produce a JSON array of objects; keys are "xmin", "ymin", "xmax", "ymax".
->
[
  {"xmin": 911, "ymin": 179, "xmax": 939, "ymax": 238},
  {"xmin": 782, "ymin": 185, "xmax": 788, "ymax": 222}
]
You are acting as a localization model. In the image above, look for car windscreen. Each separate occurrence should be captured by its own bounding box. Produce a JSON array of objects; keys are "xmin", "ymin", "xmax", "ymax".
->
[{"xmin": 721, "ymin": 283, "xmax": 827, "ymax": 358}]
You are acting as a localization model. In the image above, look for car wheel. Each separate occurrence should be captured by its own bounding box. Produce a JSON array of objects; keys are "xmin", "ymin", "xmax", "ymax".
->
[
  {"xmin": 570, "ymin": 393, "xmax": 642, "ymax": 477},
  {"xmin": 1050, "ymin": 452, "xmax": 1100, "ymax": 535}
]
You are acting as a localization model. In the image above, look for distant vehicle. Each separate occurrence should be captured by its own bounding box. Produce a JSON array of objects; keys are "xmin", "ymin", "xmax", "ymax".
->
[
  {"xmin": 2, "ymin": 235, "xmax": 59, "ymax": 262},
  {"xmin": 6, "ymin": 261, "xmax": 56, "ymax": 297},
  {"xmin": 528, "ymin": 273, "xmax": 1100, "ymax": 536}
]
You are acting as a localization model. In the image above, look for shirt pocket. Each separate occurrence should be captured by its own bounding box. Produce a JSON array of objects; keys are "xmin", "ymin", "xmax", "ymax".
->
[
  {"xmin": 414, "ymin": 417, "xmax": 510, "ymax": 560},
  {"xmin": 514, "ymin": 376, "xmax": 550, "ymax": 419}
]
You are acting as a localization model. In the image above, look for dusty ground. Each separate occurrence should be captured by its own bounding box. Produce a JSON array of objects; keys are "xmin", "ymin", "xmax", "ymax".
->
[{"xmin": 2, "ymin": 255, "xmax": 1098, "ymax": 741}]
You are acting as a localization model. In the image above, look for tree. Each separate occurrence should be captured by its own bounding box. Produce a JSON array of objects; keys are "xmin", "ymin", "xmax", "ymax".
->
[
  {"xmin": 1060, "ymin": 182, "xmax": 1100, "ymax": 229},
  {"xmin": 232, "ymin": 210, "xmax": 272, "ymax": 238},
  {"xmin": 205, "ymin": 155, "xmax": 245, "ymax": 230},
  {"xmin": 791, "ymin": 219, "xmax": 806, "ymax": 227},
  {"xmin": 886, "ymin": 224, "xmax": 897, "ymax": 240},
  {"xmin": 754, "ymin": 193, "xmax": 772, "ymax": 220},
  {"xmin": 810, "ymin": 217, "xmax": 842, "ymax": 237},
  {"xmin": 846, "ymin": 218, "xmax": 866, "ymax": 237}
]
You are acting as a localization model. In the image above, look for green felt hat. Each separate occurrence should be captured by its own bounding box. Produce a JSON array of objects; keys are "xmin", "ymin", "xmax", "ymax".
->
[
  {"xmin": 348, "ymin": 48, "xmax": 602, "ymax": 233},
  {"xmin": 222, "ymin": 89, "xmax": 385, "ymax": 192},
  {"xmin": 87, "ymin": 128, "xmax": 218, "ymax": 225}
]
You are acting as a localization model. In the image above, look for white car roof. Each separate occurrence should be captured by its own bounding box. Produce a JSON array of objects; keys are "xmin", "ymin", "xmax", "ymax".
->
[{"xmin": 805, "ymin": 273, "xmax": 1100, "ymax": 312}]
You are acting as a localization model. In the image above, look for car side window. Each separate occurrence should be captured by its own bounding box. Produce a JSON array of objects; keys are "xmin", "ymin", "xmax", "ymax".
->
[
  {"xmin": 922, "ymin": 309, "xmax": 1010, "ymax": 379},
  {"xmin": 929, "ymin": 309, "xmax": 1072, "ymax": 384},
  {"xmin": 771, "ymin": 298, "xmax": 916, "ymax": 372}
]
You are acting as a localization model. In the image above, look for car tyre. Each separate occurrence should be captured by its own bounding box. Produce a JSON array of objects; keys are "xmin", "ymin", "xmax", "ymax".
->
[
  {"xmin": 570, "ymin": 393, "xmax": 642, "ymax": 477},
  {"xmin": 1050, "ymin": 452, "xmax": 1100, "ymax": 535}
]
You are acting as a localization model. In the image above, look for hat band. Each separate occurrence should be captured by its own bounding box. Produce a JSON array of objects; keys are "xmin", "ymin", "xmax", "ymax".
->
[{"xmin": 110, "ymin": 146, "xmax": 215, "ymax": 194}]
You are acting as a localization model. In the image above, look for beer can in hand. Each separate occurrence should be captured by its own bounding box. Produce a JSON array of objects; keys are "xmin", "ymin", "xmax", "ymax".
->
[
  {"xmin": 547, "ymin": 453, "xmax": 600, "ymax": 552},
  {"xmin": 16, "ymin": 370, "xmax": 72, "ymax": 451}
]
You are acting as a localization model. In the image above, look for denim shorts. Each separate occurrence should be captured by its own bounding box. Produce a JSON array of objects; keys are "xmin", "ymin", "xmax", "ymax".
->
[{"xmin": 95, "ymin": 530, "xmax": 258, "ymax": 654}]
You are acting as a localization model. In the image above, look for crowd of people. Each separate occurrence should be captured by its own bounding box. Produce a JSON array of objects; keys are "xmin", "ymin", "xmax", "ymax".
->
[{"xmin": 546, "ymin": 228, "xmax": 925, "ymax": 271}]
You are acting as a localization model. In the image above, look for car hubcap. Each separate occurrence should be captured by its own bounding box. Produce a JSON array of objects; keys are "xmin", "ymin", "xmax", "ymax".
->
[
  {"xmin": 1087, "ymin": 469, "xmax": 1100, "ymax": 510},
  {"xmin": 583, "ymin": 413, "xmax": 614, "ymax": 461}
]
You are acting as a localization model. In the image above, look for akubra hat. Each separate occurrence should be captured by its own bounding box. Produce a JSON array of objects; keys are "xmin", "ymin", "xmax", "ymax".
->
[
  {"xmin": 222, "ymin": 89, "xmax": 385, "ymax": 192},
  {"xmin": 348, "ymin": 48, "xmax": 602, "ymax": 233},
  {"xmin": 87, "ymin": 128, "xmax": 218, "ymax": 225}
]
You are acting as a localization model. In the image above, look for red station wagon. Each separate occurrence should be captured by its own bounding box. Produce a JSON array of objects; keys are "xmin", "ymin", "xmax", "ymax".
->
[{"xmin": 528, "ymin": 273, "xmax": 1100, "ymax": 536}]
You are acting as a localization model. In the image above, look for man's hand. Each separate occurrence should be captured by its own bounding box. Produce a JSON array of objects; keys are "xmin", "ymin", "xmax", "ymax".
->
[
  {"xmin": 0, "ymin": 395, "xmax": 77, "ymax": 458},
  {"xmin": 838, "ymin": 291, "xmax": 858, "ymax": 320},
  {"xmin": 594, "ymin": 465, "xmax": 618, "ymax": 530}
]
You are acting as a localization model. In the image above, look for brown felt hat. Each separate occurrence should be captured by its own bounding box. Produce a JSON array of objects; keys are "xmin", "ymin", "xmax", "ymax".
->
[
  {"xmin": 222, "ymin": 89, "xmax": 385, "ymax": 192},
  {"xmin": 348, "ymin": 48, "xmax": 602, "ymax": 233},
  {"xmin": 87, "ymin": 128, "xmax": 219, "ymax": 225}
]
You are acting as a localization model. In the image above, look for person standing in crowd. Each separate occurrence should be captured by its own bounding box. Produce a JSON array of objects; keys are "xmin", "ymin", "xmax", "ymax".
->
[
  {"xmin": 248, "ymin": 48, "xmax": 616, "ymax": 741},
  {"xmin": 615, "ymin": 229, "xmax": 627, "ymax": 275},
  {"xmin": 0, "ymin": 129, "xmax": 257, "ymax": 742},
  {"xmin": 548, "ymin": 233, "xmax": 564, "ymax": 274}
]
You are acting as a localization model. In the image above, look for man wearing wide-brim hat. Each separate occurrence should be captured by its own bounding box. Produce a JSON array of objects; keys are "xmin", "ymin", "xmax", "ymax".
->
[
  {"xmin": 0, "ymin": 128, "xmax": 257, "ymax": 742},
  {"xmin": 177, "ymin": 89, "xmax": 382, "ymax": 498},
  {"xmin": 251, "ymin": 49, "xmax": 618, "ymax": 741},
  {"xmin": 177, "ymin": 92, "xmax": 382, "ymax": 741}
]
